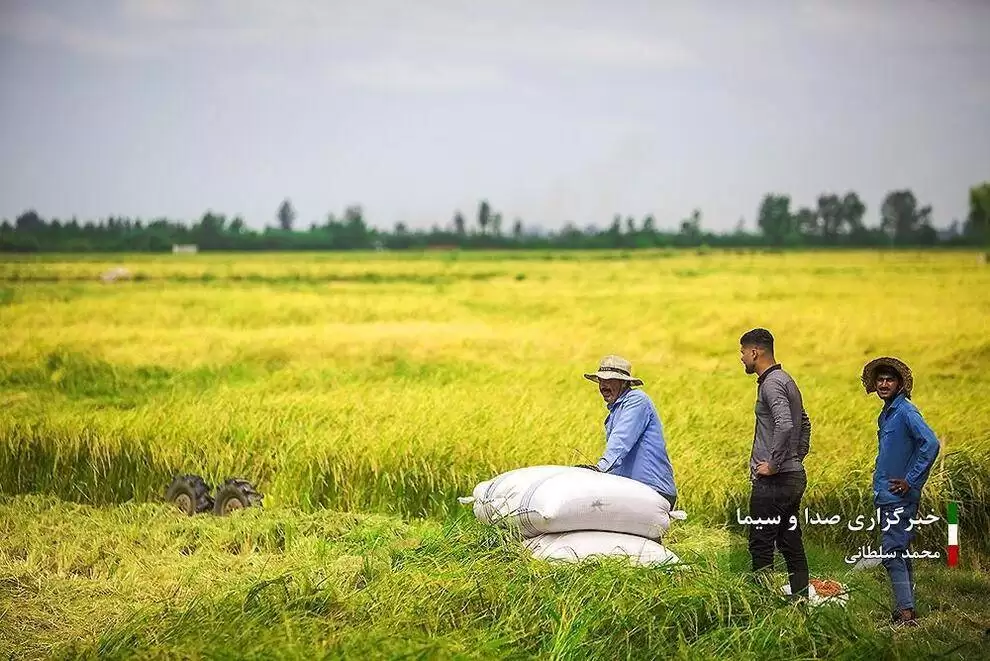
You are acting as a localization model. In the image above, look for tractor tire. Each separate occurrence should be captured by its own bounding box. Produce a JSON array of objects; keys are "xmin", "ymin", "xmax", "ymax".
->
[
  {"xmin": 212, "ymin": 478, "xmax": 264, "ymax": 516},
  {"xmin": 165, "ymin": 474, "xmax": 214, "ymax": 515}
]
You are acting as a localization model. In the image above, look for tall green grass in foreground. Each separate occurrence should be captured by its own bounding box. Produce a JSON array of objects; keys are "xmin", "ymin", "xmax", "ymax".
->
[
  {"xmin": 2, "ymin": 250, "xmax": 990, "ymax": 658},
  {"xmin": 2, "ymin": 495, "xmax": 988, "ymax": 660}
]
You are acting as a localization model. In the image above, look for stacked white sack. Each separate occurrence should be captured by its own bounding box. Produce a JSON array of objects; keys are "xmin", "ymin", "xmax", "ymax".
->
[
  {"xmin": 463, "ymin": 465, "xmax": 683, "ymax": 539},
  {"xmin": 525, "ymin": 531, "xmax": 681, "ymax": 567}
]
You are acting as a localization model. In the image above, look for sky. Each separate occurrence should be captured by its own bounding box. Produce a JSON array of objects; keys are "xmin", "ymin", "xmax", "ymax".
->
[{"xmin": 1, "ymin": 0, "xmax": 988, "ymax": 233}]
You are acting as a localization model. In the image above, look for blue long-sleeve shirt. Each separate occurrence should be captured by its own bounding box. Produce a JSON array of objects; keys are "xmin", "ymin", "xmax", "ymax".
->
[
  {"xmin": 873, "ymin": 392, "xmax": 940, "ymax": 505},
  {"xmin": 595, "ymin": 388, "xmax": 677, "ymax": 504}
]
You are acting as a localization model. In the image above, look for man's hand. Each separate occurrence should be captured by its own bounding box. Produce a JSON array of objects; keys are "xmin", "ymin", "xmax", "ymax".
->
[
  {"xmin": 755, "ymin": 461, "xmax": 776, "ymax": 477},
  {"xmin": 888, "ymin": 478, "xmax": 911, "ymax": 496},
  {"xmin": 574, "ymin": 464, "xmax": 600, "ymax": 471}
]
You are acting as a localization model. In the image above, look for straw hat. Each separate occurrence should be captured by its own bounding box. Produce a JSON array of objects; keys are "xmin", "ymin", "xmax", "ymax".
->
[
  {"xmin": 584, "ymin": 355, "xmax": 644, "ymax": 386},
  {"xmin": 861, "ymin": 356, "xmax": 914, "ymax": 397}
]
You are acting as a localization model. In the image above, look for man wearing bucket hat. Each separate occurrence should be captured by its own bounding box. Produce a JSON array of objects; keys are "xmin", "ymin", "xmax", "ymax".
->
[
  {"xmin": 862, "ymin": 356, "xmax": 941, "ymax": 627},
  {"xmin": 576, "ymin": 355, "xmax": 678, "ymax": 512}
]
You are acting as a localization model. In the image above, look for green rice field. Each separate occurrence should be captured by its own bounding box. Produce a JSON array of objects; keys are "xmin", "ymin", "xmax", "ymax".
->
[{"xmin": 2, "ymin": 249, "xmax": 989, "ymax": 659}]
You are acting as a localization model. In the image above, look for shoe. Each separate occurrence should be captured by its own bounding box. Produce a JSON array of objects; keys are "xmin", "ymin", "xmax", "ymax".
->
[{"xmin": 891, "ymin": 608, "xmax": 919, "ymax": 627}]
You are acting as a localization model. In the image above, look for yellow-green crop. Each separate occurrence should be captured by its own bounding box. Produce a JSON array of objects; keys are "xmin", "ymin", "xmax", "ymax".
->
[
  {"xmin": 3, "ymin": 250, "xmax": 987, "ymax": 525},
  {"xmin": 2, "ymin": 249, "xmax": 989, "ymax": 659}
]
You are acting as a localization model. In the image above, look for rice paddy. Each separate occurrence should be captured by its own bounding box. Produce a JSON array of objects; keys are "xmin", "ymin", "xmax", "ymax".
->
[{"xmin": 2, "ymin": 249, "xmax": 989, "ymax": 659}]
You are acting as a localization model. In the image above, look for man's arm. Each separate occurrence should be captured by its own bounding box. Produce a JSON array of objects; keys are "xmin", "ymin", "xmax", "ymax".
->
[
  {"xmin": 797, "ymin": 409, "xmax": 812, "ymax": 460},
  {"xmin": 765, "ymin": 378, "xmax": 795, "ymax": 473},
  {"xmin": 596, "ymin": 395, "xmax": 651, "ymax": 472},
  {"xmin": 904, "ymin": 409, "xmax": 940, "ymax": 488}
]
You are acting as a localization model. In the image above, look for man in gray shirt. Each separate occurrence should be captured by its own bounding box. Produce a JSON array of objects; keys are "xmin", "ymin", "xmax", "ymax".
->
[{"xmin": 739, "ymin": 328, "xmax": 812, "ymax": 599}]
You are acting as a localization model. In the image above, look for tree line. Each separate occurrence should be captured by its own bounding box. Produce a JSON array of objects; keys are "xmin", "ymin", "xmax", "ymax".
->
[{"xmin": 2, "ymin": 183, "xmax": 988, "ymax": 253}]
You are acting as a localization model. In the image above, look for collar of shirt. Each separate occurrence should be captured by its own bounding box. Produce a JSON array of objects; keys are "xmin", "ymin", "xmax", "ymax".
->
[
  {"xmin": 881, "ymin": 391, "xmax": 909, "ymax": 418},
  {"xmin": 606, "ymin": 387, "xmax": 635, "ymax": 412},
  {"xmin": 757, "ymin": 363, "xmax": 782, "ymax": 386}
]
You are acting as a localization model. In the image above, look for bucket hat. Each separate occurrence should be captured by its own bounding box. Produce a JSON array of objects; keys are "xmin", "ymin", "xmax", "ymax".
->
[{"xmin": 584, "ymin": 355, "xmax": 644, "ymax": 386}]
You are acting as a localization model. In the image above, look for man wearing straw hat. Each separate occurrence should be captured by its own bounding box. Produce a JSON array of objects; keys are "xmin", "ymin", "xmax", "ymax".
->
[
  {"xmin": 861, "ymin": 356, "xmax": 941, "ymax": 627},
  {"xmin": 577, "ymin": 355, "xmax": 678, "ymax": 513}
]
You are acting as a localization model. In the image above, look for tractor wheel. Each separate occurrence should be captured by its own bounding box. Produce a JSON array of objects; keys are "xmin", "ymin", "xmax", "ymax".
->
[
  {"xmin": 165, "ymin": 474, "xmax": 213, "ymax": 515},
  {"xmin": 212, "ymin": 478, "xmax": 264, "ymax": 516}
]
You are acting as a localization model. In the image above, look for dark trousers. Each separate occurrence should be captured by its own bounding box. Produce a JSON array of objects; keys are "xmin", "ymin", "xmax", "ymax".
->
[{"xmin": 748, "ymin": 470, "xmax": 809, "ymax": 597}]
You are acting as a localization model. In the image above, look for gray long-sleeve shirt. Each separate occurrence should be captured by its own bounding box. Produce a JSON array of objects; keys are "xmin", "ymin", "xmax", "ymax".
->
[{"xmin": 750, "ymin": 364, "xmax": 811, "ymax": 481}]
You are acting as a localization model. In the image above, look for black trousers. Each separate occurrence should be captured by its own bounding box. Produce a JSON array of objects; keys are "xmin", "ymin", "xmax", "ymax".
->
[{"xmin": 748, "ymin": 470, "xmax": 809, "ymax": 597}]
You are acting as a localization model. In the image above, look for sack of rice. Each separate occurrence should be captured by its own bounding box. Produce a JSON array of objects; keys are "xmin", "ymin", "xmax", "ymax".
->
[
  {"xmin": 459, "ymin": 464, "xmax": 684, "ymax": 539},
  {"xmin": 524, "ymin": 530, "xmax": 681, "ymax": 566}
]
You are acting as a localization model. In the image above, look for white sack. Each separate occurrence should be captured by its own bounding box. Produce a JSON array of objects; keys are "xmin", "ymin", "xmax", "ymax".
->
[
  {"xmin": 525, "ymin": 531, "xmax": 681, "ymax": 567},
  {"xmin": 462, "ymin": 465, "xmax": 683, "ymax": 539}
]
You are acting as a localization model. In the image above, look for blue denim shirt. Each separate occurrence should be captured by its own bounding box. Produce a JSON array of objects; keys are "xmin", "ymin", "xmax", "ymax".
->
[
  {"xmin": 595, "ymin": 388, "xmax": 677, "ymax": 503},
  {"xmin": 873, "ymin": 392, "xmax": 940, "ymax": 506}
]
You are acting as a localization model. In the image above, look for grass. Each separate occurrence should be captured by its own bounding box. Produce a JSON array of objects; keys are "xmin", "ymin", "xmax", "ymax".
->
[
  {"xmin": 3, "ymin": 495, "xmax": 989, "ymax": 660},
  {"xmin": 1, "ymin": 248, "xmax": 989, "ymax": 659}
]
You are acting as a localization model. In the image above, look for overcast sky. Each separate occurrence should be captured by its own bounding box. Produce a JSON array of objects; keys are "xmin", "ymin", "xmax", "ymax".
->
[{"xmin": 1, "ymin": 0, "xmax": 988, "ymax": 232}]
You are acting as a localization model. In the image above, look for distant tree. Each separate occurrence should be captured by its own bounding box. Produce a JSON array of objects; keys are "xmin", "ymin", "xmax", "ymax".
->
[
  {"xmin": 816, "ymin": 194, "xmax": 843, "ymax": 239},
  {"xmin": 560, "ymin": 222, "xmax": 582, "ymax": 242},
  {"xmin": 477, "ymin": 199, "xmax": 491, "ymax": 235},
  {"xmin": 15, "ymin": 210, "xmax": 44, "ymax": 232},
  {"xmin": 230, "ymin": 216, "xmax": 245, "ymax": 234},
  {"xmin": 916, "ymin": 218, "xmax": 938, "ymax": 245},
  {"xmin": 512, "ymin": 218, "xmax": 524, "ymax": 239},
  {"xmin": 626, "ymin": 216, "xmax": 637, "ymax": 234},
  {"xmin": 734, "ymin": 217, "xmax": 746, "ymax": 234},
  {"xmin": 679, "ymin": 208, "xmax": 702, "ymax": 239},
  {"xmin": 609, "ymin": 214, "xmax": 621, "ymax": 236},
  {"xmin": 880, "ymin": 190, "xmax": 932, "ymax": 242},
  {"xmin": 395, "ymin": 221, "xmax": 407, "ymax": 235},
  {"xmin": 793, "ymin": 207, "xmax": 818, "ymax": 238},
  {"xmin": 965, "ymin": 181, "xmax": 990, "ymax": 248},
  {"xmin": 339, "ymin": 205, "xmax": 370, "ymax": 248},
  {"xmin": 277, "ymin": 199, "xmax": 296, "ymax": 231},
  {"xmin": 642, "ymin": 214, "xmax": 656, "ymax": 234},
  {"xmin": 453, "ymin": 211, "xmax": 465, "ymax": 235},
  {"xmin": 199, "ymin": 211, "xmax": 225, "ymax": 235},
  {"xmin": 492, "ymin": 212, "xmax": 503, "ymax": 237},
  {"xmin": 757, "ymin": 194, "xmax": 792, "ymax": 245},
  {"xmin": 344, "ymin": 205, "xmax": 365, "ymax": 227},
  {"xmin": 840, "ymin": 192, "xmax": 866, "ymax": 234}
]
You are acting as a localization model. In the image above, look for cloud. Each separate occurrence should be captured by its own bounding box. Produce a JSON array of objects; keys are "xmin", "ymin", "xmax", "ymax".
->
[
  {"xmin": 328, "ymin": 57, "xmax": 509, "ymax": 92},
  {"xmin": 4, "ymin": 1, "xmax": 697, "ymax": 74},
  {"xmin": 966, "ymin": 79, "xmax": 990, "ymax": 105},
  {"xmin": 363, "ymin": 4, "xmax": 697, "ymax": 72},
  {"xmin": 0, "ymin": 9, "xmax": 155, "ymax": 58},
  {"xmin": 120, "ymin": 0, "xmax": 197, "ymax": 23},
  {"xmin": 795, "ymin": 0, "xmax": 990, "ymax": 47},
  {"xmin": 487, "ymin": 25, "xmax": 695, "ymax": 70}
]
